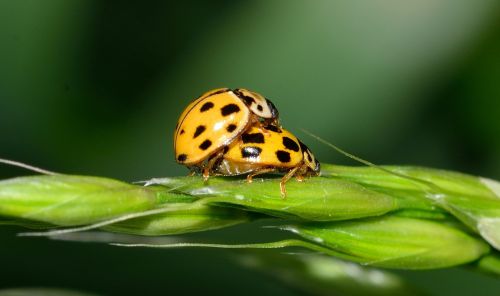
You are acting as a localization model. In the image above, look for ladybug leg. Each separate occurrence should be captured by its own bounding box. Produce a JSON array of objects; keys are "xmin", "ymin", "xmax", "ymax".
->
[
  {"xmin": 187, "ymin": 165, "xmax": 201, "ymax": 177},
  {"xmin": 295, "ymin": 163, "xmax": 309, "ymax": 182},
  {"xmin": 271, "ymin": 118, "xmax": 281, "ymax": 128},
  {"xmin": 260, "ymin": 122, "xmax": 271, "ymax": 136},
  {"xmin": 280, "ymin": 166, "xmax": 300, "ymax": 199},
  {"xmin": 202, "ymin": 169, "xmax": 209, "ymax": 182},
  {"xmin": 246, "ymin": 167, "xmax": 276, "ymax": 183},
  {"xmin": 202, "ymin": 150, "xmax": 225, "ymax": 182}
]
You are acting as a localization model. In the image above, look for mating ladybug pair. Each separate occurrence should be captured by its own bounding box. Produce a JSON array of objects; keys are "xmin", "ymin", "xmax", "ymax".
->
[{"xmin": 174, "ymin": 88, "xmax": 320, "ymax": 197}]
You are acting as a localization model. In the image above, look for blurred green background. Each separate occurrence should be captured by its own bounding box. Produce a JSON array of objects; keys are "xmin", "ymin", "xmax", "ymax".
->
[{"xmin": 1, "ymin": 0, "xmax": 499, "ymax": 295}]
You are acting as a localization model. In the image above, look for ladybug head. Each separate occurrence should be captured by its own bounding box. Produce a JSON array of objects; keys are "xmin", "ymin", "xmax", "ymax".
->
[
  {"xmin": 265, "ymin": 98, "xmax": 279, "ymax": 120},
  {"xmin": 299, "ymin": 141, "xmax": 321, "ymax": 175}
]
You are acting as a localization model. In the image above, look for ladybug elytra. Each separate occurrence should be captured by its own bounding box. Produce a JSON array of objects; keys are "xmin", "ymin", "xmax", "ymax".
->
[{"xmin": 174, "ymin": 88, "xmax": 279, "ymax": 179}]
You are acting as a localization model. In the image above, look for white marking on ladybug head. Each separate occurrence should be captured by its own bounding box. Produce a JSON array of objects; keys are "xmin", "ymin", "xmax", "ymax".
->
[{"xmin": 234, "ymin": 88, "xmax": 279, "ymax": 119}]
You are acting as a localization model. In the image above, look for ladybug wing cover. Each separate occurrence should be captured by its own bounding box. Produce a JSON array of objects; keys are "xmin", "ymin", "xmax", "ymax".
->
[
  {"xmin": 224, "ymin": 126, "xmax": 303, "ymax": 168},
  {"xmin": 174, "ymin": 89, "xmax": 250, "ymax": 165}
]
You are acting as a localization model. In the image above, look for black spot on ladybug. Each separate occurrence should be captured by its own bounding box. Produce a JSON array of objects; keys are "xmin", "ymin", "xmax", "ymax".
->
[
  {"xmin": 257, "ymin": 104, "xmax": 263, "ymax": 111},
  {"xmin": 307, "ymin": 152, "xmax": 313, "ymax": 162},
  {"xmin": 242, "ymin": 96, "xmax": 255, "ymax": 105},
  {"xmin": 199, "ymin": 139, "xmax": 212, "ymax": 150},
  {"xmin": 177, "ymin": 154, "xmax": 187, "ymax": 162},
  {"xmin": 241, "ymin": 146, "xmax": 262, "ymax": 158},
  {"xmin": 221, "ymin": 104, "xmax": 240, "ymax": 116},
  {"xmin": 242, "ymin": 132, "xmax": 265, "ymax": 144},
  {"xmin": 282, "ymin": 137, "xmax": 300, "ymax": 152},
  {"xmin": 276, "ymin": 150, "xmax": 291, "ymax": 163},
  {"xmin": 200, "ymin": 102, "xmax": 214, "ymax": 112},
  {"xmin": 264, "ymin": 125, "xmax": 282, "ymax": 133},
  {"xmin": 180, "ymin": 129, "xmax": 185, "ymax": 135},
  {"xmin": 193, "ymin": 125, "xmax": 206, "ymax": 138},
  {"xmin": 222, "ymin": 146, "xmax": 229, "ymax": 154},
  {"xmin": 298, "ymin": 141, "xmax": 308, "ymax": 152},
  {"xmin": 226, "ymin": 124, "xmax": 237, "ymax": 132},
  {"xmin": 233, "ymin": 89, "xmax": 255, "ymax": 105}
]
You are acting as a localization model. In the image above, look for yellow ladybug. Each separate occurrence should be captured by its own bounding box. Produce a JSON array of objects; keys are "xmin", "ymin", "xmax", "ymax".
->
[
  {"xmin": 214, "ymin": 125, "xmax": 321, "ymax": 197},
  {"xmin": 174, "ymin": 88, "xmax": 280, "ymax": 179}
]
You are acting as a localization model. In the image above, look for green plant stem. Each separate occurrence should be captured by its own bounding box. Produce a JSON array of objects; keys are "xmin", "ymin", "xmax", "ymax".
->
[{"xmin": 1, "ymin": 163, "xmax": 500, "ymax": 274}]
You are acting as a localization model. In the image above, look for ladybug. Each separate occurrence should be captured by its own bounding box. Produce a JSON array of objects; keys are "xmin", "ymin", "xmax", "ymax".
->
[
  {"xmin": 214, "ymin": 125, "xmax": 321, "ymax": 197},
  {"xmin": 174, "ymin": 88, "xmax": 280, "ymax": 179}
]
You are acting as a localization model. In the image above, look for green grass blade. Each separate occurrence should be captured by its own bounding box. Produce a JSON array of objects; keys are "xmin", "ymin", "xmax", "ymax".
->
[
  {"xmin": 151, "ymin": 176, "xmax": 399, "ymax": 221},
  {"xmin": 321, "ymin": 165, "xmax": 498, "ymax": 198},
  {"xmin": 322, "ymin": 164, "xmax": 500, "ymax": 250},
  {"xmin": 284, "ymin": 215, "xmax": 490, "ymax": 269},
  {"xmin": 0, "ymin": 175, "xmax": 159, "ymax": 225},
  {"xmin": 1, "ymin": 165, "xmax": 500, "ymax": 274},
  {"xmin": 475, "ymin": 252, "xmax": 500, "ymax": 277},
  {"xmin": 0, "ymin": 175, "xmax": 251, "ymax": 235},
  {"xmin": 102, "ymin": 201, "xmax": 251, "ymax": 236}
]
